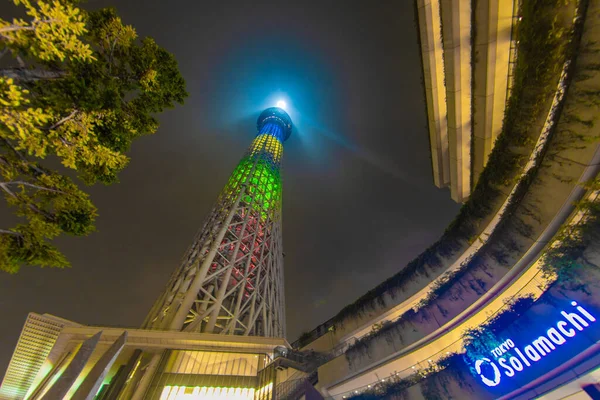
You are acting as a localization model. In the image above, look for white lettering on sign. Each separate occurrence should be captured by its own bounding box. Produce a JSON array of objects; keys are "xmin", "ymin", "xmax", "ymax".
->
[
  {"xmin": 490, "ymin": 339, "xmax": 515, "ymax": 357},
  {"xmin": 474, "ymin": 301, "xmax": 596, "ymax": 387}
]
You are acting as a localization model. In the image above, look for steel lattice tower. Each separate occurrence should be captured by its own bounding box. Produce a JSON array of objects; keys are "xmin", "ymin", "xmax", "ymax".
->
[{"xmin": 143, "ymin": 107, "xmax": 291, "ymax": 338}]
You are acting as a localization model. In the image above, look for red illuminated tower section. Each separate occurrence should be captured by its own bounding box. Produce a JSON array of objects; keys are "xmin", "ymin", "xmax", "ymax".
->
[{"xmin": 143, "ymin": 107, "xmax": 291, "ymax": 338}]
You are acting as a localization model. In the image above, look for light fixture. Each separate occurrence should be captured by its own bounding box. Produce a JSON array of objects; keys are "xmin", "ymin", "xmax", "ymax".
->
[{"xmin": 276, "ymin": 100, "xmax": 287, "ymax": 110}]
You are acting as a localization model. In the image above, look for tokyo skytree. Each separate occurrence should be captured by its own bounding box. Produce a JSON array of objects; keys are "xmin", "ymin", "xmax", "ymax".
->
[{"xmin": 143, "ymin": 106, "xmax": 292, "ymax": 338}]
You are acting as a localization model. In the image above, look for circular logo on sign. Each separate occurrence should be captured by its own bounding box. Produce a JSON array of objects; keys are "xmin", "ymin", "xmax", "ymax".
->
[{"xmin": 475, "ymin": 358, "xmax": 501, "ymax": 387}]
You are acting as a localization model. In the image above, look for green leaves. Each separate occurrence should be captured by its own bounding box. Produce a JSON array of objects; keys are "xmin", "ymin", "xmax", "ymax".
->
[
  {"xmin": 0, "ymin": 0, "xmax": 187, "ymax": 272},
  {"xmin": 0, "ymin": 223, "xmax": 70, "ymax": 273},
  {"xmin": 0, "ymin": 160, "xmax": 98, "ymax": 272},
  {"xmin": 3, "ymin": 0, "xmax": 94, "ymax": 62},
  {"xmin": 541, "ymin": 176, "xmax": 600, "ymax": 290}
]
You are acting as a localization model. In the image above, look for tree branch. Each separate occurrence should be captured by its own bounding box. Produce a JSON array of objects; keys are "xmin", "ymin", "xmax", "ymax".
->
[
  {"xmin": 48, "ymin": 110, "xmax": 79, "ymax": 131},
  {"xmin": 0, "ymin": 181, "xmax": 67, "ymax": 195},
  {"xmin": 0, "ymin": 137, "xmax": 45, "ymax": 176},
  {"xmin": 0, "ymin": 19, "xmax": 58, "ymax": 35},
  {"xmin": 0, "ymin": 67, "xmax": 66, "ymax": 82},
  {"xmin": 0, "ymin": 26, "xmax": 35, "ymax": 35},
  {"xmin": 108, "ymin": 36, "xmax": 119, "ymax": 73},
  {"xmin": 0, "ymin": 182, "xmax": 55, "ymax": 220},
  {"xmin": 0, "ymin": 229, "xmax": 22, "ymax": 237}
]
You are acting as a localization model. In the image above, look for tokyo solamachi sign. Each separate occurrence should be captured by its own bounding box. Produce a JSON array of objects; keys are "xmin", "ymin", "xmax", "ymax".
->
[{"xmin": 473, "ymin": 301, "xmax": 596, "ymax": 387}]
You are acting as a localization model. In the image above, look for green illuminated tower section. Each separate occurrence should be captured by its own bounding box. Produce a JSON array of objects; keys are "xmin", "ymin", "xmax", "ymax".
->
[{"xmin": 144, "ymin": 107, "xmax": 292, "ymax": 338}]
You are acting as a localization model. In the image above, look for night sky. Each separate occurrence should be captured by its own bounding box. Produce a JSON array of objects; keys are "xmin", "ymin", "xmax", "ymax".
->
[{"xmin": 0, "ymin": 0, "xmax": 460, "ymax": 378}]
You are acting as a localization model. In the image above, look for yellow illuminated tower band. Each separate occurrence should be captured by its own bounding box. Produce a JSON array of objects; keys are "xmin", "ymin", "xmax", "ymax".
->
[{"xmin": 144, "ymin": 107, "xmax": 292, "ymax": 338}]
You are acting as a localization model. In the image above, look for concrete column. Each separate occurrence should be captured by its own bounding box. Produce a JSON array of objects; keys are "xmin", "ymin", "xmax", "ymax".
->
[
  {"xmin": 472, "ymin": 0, "xmax": 515, "ymax": 184},
  {"xmin": 417, "ymin": 0, "xmax": 451, "ymax": 188},
  {"xmin": 130, "ymin": 352, "xmax": 162, "ymax": 400},
  {"xmin": 440, "ymin": 0, "xmax": 472, "ymax": 202}
]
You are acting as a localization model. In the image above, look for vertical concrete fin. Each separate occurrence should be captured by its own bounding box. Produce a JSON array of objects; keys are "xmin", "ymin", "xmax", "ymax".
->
[
  {"xmin": 103, "ymin": 348, "xmax": 142, "ymax": 400},
  {"xmin": 71, "ymin": 331, "xmax": 128, "ymax": 400},
  {"xmin": 40, "ymin": 331, "xmax": 102, "ymax": 399},
  {"xmin": 441, "ymin": 0, "xmax": 473, "ymax": 203},
  {"xmin": 417, "ymin": 0, "xmax": 451, "ymax": 188},
  {"xmin": 28, "ymin": 351, "xmax": 73, "ymax": 400}
]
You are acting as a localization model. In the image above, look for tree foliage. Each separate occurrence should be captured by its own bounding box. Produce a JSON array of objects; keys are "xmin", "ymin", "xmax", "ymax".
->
[
  {"xmin": 0, "ymin": 0, "xmax": 187, "ymax": 272},
  {"xmin": 541, "ymin": 176, "xmax": 600, "ymax": 289}
]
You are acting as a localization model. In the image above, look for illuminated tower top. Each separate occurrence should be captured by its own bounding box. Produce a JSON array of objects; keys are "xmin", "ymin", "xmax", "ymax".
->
[
  {"xmin": 144, "ymin": 106, "xmax": 292, "ymax": 338},
  {"xmin": 257, "ymin": 106, "xmax": 293, "ymax": 142}
]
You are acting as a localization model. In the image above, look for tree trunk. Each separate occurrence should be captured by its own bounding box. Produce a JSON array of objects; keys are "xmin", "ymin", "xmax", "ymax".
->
[{"xmin": 0, "ymin": 68, "xmax": 66, "ymax": 81}]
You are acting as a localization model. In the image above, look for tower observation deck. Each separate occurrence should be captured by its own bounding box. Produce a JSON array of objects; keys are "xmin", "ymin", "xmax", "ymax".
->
[{"xmin": 143, "ymin": 107, "xmax": 292, "ymax": 338}]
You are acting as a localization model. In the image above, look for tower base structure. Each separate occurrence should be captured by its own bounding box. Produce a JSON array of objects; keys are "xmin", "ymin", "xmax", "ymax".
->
[{"xmin": 0, "ymin": 313, "xmax": 290, "ymax": 400}]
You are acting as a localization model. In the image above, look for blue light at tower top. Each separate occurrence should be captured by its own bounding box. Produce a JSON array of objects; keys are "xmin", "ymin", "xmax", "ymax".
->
[{"xmin": 257, "ymin": 106, "xmax": 293, "ymax": 142}]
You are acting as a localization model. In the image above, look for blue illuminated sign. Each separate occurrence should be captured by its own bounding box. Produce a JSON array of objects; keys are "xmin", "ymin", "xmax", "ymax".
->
[{"xmin": 467, "ymin": 300, "xmax": 598, "ymax": 392}]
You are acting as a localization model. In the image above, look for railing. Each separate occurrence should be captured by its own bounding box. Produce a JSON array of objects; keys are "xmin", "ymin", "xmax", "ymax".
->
[
  {"xmin": 292, "ymin": 319, "xmax": 336, "ymax": 349},
  {"xmin": 327, "ymin": 190, "xmax": 600, "ymax": 399},
  {"xmin": 276, "ymin": 371, "xmax": 318, "ymax": 400},
  {"xmin": 328, "ymin": 273, "xmax": 551, "ymax": 399},
  {"xmin": 276, "ymin": 376, "xmax": 306, "ymax": 399},
  {"xmin": 269, "ymin": 348, "xmax": 331, "ymax": 399}
]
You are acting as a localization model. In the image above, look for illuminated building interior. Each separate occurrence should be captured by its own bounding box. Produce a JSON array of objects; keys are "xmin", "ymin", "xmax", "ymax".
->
[{"xmin": 159, "ymin": 383, "xmax": 273, "ymax": 400}]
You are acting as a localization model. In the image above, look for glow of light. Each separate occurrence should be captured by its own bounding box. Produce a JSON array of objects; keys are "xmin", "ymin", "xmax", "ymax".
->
[
  {"xmin": 256, "ymin": 382, "xmax": 273, "ymax": 398},
  {"xmin": 276, "ymin": 100, "xmax": 286, "ymax": 110},
  {"xmin": 24, "ymin": 361, "xmax": 54, "ymax": 399},
  {"xmin": 162, "ymin": 385, "xmax": 258, "ymax": 400}
]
